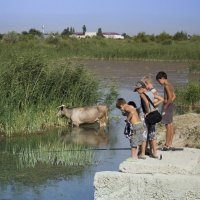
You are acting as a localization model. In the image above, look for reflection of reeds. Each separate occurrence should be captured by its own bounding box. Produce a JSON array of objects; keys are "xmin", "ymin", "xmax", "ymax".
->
[
  {"xmin": 16, "ymin": 144, "xmax": 94, "ymax": 169},
  {"xmin": 1, "ymin": 130, "xmax": 95, "ymax": 169}
]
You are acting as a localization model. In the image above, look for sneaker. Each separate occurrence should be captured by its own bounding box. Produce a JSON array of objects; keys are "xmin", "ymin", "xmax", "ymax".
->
[
  {"xmin": 138, "ymin": 155, "xmax": 146, "ymax": 159},
  {"xmin": 161, "ymin": 146, "xmax": 171, "ymax": 151}
]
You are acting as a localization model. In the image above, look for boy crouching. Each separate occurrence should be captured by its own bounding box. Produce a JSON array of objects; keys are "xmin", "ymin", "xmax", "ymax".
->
[{"xmin": 116, "ymin": 98, "xmax": 146, "ymax": 160}]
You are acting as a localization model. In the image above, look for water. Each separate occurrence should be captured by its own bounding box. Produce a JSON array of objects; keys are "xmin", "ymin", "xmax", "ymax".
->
[{"xmin": 0, "ymin": 60, "xmax": 189, "ymax": 200}]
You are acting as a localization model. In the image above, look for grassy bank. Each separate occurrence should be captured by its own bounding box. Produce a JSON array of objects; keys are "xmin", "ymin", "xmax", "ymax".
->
[
  {"xmin": 1, "ymin": 37, "xmax": 200, "ymax": 61},
  {"xmin": 0, "ymin": 52, "xmax": 117, "ymax": 137}
]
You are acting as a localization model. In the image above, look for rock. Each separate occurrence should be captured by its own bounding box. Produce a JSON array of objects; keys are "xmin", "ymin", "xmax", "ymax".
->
[
  {"xmin": 157, "ymin": 113, "xmax": 200, "ymax": 148},
  {"xmin": 94, "ymin": 148, "xmax": 200, "ymax": 200}
]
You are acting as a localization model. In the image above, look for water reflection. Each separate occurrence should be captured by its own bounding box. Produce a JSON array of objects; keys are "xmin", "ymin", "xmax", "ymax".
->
[
  {"xmin": 0, "ymin": 129, "xmax": 98, "ymax": 187},
  {"xmin": 60, "ymin": 126, "xmax": 108, "ymax": 146}
]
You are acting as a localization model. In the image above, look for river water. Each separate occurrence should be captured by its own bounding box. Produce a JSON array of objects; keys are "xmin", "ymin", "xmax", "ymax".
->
[{"xmin": 0, "ymin": 60, "xmax": 188, "ymax": 200}]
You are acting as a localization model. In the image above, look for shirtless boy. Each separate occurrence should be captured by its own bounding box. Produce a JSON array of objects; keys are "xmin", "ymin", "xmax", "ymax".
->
[
  {"xmin": 156, "ymin": 71, "xmax": 176, "ymax": 150},
  {"xmin": 116, "ymin": 98, "xmax": 146, "ymax": 160}
]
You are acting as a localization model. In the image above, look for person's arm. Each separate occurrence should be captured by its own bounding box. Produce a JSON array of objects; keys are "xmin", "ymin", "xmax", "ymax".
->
[{"xmin": 154, "ymin": 94, "xmax": 164, "ymax": 107}]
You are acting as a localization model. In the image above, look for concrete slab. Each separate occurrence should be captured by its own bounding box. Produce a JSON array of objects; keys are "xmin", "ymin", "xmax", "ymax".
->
[
  {"xmin": 119, "ymin": 148, "xmax": 200, "ymax": 175},
  {"xmin": 94, "ymin": 148, "xmax": 200, "ymax": 200}
]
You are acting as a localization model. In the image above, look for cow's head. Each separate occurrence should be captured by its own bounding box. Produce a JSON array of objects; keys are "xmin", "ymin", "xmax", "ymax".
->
[{"xmin": 57, "ymin": 105, "xmax": 66, "ymax": 117}]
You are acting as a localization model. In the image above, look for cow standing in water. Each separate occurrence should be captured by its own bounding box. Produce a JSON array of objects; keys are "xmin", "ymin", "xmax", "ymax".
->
[{"xmin": 57, "ymin": 105, "xmax": 108, "ymax": 128}]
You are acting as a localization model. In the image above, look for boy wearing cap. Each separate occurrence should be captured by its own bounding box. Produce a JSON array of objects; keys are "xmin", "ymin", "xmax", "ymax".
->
[
  {"xmin": 116, "ymin": 98, "xmax": 146, "ymax": 160},
  {"xmin": 156, "ymin": 71, "xmax": 176, "ymax": 150},
  {"xmin": 134, "ymin": 81, "xmax": 163, "ymax": 158}
]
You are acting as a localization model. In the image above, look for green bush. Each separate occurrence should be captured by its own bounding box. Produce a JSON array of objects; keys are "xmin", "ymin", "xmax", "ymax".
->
[{"xmin": 175, "ymin": 81, "xmax": 200, "ymax": 113}]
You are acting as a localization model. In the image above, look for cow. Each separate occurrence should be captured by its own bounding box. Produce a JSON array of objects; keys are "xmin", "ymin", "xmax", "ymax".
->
[{"xmin": 57, "ymin": 105, "xmax": 108, "ymax": 128}]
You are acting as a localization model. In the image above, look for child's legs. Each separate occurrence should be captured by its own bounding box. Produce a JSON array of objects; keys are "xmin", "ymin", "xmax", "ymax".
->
[
  {"xmin": 150, "ymin": 139, "xmax": 157, "ymax": 156},
  {"xmin": 139, "ymin": 141, "xmax": 146, "ymax": 157},
  {"xmin": 165, "ymin": 123, "xmax": 174, "ymax": 147},
  {"xmin": 131, "ymin": 147, "xmax": 138, "ymax": 159}
]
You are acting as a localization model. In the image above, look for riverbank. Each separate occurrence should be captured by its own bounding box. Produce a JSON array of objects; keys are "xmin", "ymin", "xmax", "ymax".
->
[
  {"xmin": 94, "ymin": 113, "xmax": 200, "ymax": 200},
  {"xmin": 94, "ymin": 148, "xmax": 200, "ymax": 200}
]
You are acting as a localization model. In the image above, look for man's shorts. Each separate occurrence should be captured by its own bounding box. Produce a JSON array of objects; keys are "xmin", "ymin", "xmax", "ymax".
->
[
  {"xmin": 130, "ymin": 122, "xmax": 145, "ymax": 148},
  {"xmin": 162, "ymin": 103, "xmax": 174, "ymax": 124}
]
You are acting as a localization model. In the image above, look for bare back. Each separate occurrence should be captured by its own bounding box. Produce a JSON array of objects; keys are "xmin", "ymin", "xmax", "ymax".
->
[{"xmin": 123, "ymin": 104, "xmax": 141, "ymax": 125}]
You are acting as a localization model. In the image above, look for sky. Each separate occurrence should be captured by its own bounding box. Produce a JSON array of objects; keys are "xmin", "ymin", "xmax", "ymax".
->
[{"xmin": 0, "ymin": 0, "xmax": 200, "ymax": 36}]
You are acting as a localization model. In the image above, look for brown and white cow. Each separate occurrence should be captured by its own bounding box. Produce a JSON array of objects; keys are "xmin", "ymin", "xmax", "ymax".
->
[{"xmin": 57, "ymin": 105, "xmax": 108, "ymax": 127}]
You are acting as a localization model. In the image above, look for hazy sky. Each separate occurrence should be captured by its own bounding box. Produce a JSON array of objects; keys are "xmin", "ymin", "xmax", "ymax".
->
[{"xmin": 0, "ymin": 0, "xmax": 200, "ymax": 36}]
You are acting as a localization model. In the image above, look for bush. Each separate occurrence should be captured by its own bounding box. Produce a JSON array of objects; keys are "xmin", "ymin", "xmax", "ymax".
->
[{"xmin": 175, "ymin": 81, "xmax": 200, "ymax": 113}]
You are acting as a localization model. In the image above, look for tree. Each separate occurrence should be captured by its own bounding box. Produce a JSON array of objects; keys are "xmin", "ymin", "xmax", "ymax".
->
[
  {"xmin": 82, "ymin": 25, "xmax": 87, "ymax": 35},
  {"xmin": 122, "ymin": 33, "xmax": 130, "ymax": 39},
  {"xmin": 97, "ymin": 28, "xmax": 103, "ymax": 37},
  {"xmin": 29, "ymin": 29, "xmax": 42, "ymax": 37},
  {"xmin": 173, "ymin": 31, "xmax": 188, "ymax": 41},
  {"xmin": 61, "ymin": 28, "xmax": 70, "ymax": 36},
  {"xmin": 134, "ymin": 32, "xmax": 149, "ymax": 42},
  {"xmin": 156, "ymin": 32, "xmax": 172, "ymax": 42}
]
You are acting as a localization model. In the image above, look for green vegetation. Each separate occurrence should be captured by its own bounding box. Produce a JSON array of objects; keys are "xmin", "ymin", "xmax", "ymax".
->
[
  {"xmin": 0, "ymin": 30, "xmax": 200, "ymax": 61},
  {"xmin": 0, "ymin": 51, "xmax": 117, "ymax": 137},
  {"xmin": 0, "ymin": 129, "xmax": 94, "ymax": 185},
  {"xmin": 189, "ymin": 62, "xmax": 200, "ymax": 74},
  {"xmin": 0, "ymin": 29, "xmax": 199, "ymax": 135},
  {"xmin": 175, "ymin": 81, "xmax": 200, "ymax": 114}
]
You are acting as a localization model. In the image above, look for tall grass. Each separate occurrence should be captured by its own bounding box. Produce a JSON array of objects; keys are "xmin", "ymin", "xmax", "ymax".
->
[
  {"xmin": 1, "ymin": 37, "xmax": 200, "ymax": 61},
  {"xmin": 175, "ymin": 81, "xmax": 200, "ymax": 114},
  {"xmin": 0, "ymin": 51, "xmax": 117, "ymax": 136}
]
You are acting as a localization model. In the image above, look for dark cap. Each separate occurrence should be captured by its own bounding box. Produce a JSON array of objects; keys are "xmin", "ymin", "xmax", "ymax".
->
[{"xmin": 134, "ymin": 81, "xmax": 146, "ymax": 91}]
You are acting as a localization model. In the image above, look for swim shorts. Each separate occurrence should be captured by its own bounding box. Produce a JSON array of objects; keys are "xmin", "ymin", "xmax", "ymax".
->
[{"xmin": 162, "ymin": 103, "xmax": 174, "ymax": 124}]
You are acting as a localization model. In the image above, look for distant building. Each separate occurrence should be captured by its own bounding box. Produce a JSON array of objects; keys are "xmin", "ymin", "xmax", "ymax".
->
[
  {"xmin": 102, "ymin": 32, "xmax": 124, "ymax": 39},
  {"xmin": 70, "ymin": 32, "xmax": 124, "ymax": 39}
]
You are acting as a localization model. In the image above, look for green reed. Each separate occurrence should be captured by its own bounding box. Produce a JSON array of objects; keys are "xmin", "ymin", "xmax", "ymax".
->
[
  {"xmin": 0, "ymin": 50, "xmax": 116, "ymax": 136},
  {"xmin": 175, "ymin": 81, "xmax": 200, "ymax": 114},
  {"xmin": 1, "ymin": 37, "xmax": 200, "ymax": 61}
]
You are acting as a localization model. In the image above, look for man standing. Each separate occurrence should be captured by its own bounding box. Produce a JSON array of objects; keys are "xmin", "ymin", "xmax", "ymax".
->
[{"xmin": 156, "ymin": 71, "xmax": 176, "ymax": 150}]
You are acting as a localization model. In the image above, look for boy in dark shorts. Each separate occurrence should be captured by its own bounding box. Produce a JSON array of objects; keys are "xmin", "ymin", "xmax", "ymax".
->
[{"xmin": 156, "ymin": 71, "xmax": 176, "ymax": 150}]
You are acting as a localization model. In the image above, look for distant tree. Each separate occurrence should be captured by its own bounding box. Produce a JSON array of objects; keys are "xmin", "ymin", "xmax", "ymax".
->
[
  {"xmin": 156, "ymin": 32, "xmax": 172, "ymax": 42},
  {"xmin": 29, "ymin": 29, "xmax": 43, "ymax": 36},
  {"xmin": 82, "ymin": 25, "xmax": 87, "ymax": 35},
  {"xmin": 149, "ymin": 34, "xmax": 156, "ymax": 41},
  {"xmin": 70, "ymin": 27, "xmax": 75, "ymax": 34},
  {"xmin": 0, "ymin": 33, "xmax": 3, "ymax": 40},
  {"xmin": 61, "ymin": 28, "xmax": 70, "ymax": 36},
  {"xmin": 173, "ymin": 31, "xmax": 188, "ymax": 41},
  {"xmin": 122, "ymin": 33, "xmax": 130, "ymax": 39},
  {"xmin": 21, "ymin": 31, "xmax": 28, "ymax": 35},
  {"xmin": 97, "ymin": 28, "xmax": 104, "ymax": 37},
  {"xmin": 134, "ymin": 32, "xmax": 149, "ymax": 42},
  {"xmin": 61, "ymin": 27, "xmax": 75, "ymax": 37}
]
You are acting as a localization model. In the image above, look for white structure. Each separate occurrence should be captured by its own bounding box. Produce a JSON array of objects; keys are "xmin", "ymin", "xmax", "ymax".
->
[
  {"xmin": 85, "ymin": 32, "xmax": 97, "ymax": 37},
  {"xmin": 102, "ymin": 32, "xmax": 124, "ymax": 39},
  {"xmin": 70, "ymin": 32, "xmax": 124, "ymax": 39}
]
